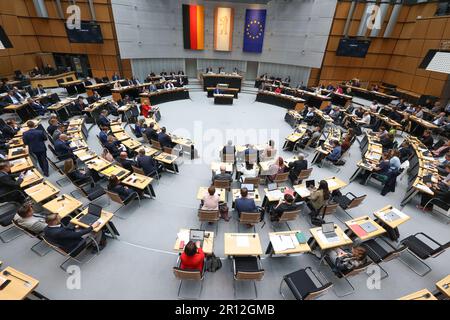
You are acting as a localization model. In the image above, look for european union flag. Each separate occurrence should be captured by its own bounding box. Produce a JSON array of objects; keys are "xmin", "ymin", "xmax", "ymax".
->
[{"xmin": 243, "ymin": 9, "xmax": 266, "ymax": 53}]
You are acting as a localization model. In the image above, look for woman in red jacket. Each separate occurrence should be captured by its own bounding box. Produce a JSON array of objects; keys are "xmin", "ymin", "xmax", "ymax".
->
[
  {"xmin": 180, "ymin": 241, "xmax": 205, "ymax": 271},
  {"xmin": 141, "ymin": 102, "xmax": 152, "ymax": 118}
]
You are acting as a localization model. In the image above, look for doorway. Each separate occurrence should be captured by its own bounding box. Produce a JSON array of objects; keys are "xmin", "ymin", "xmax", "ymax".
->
[
  {"xmin": 185, "ymin": 58, "xmax": 198, "ymax": 79},
  {"xmin": 245, "ymin": 61, "xmax": 258, "ymax": 81},
  {"xmin": 53, "ymin": 53, "xmax": 92, "ymax": 78}
]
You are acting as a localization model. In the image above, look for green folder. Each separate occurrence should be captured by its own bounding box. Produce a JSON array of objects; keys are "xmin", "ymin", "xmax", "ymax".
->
[{"xmin": 296, "ymin": 232, "xmax": 307, "ymax": 244}]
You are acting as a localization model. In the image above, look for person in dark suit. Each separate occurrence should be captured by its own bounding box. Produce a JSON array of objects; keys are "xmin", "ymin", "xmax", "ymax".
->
[
  {"xmin": 98, "ymin": 110, "xmax": 111, "ymax": 127},
  {"xmin": 288, "ymin": 154, "xmax": 308, "ymax": 184},
  {"xmin": 111, "ymin": 73, "xmax": 120, "ymax": 81},
  {"xmin": 22, "ymin": 120, "xmax": 49, "ymax": 176},
  {"xmin": 235, "ymin": 188, "xmax": 258, "ymax": 218},
  {"xmin": 213, "ymin": 165, "xmax": 232, "ymax": 183},
  {"xmin": 4, "ymin": 90, "xmax": 20, "ymax": 105},
  {"xmin": 117, "ymin": 152, "xmax": 136, "ymax": 171},
  {"xmin": 27, "ymin": 97, "xmax": 47, "ymax": 116},
  {"xmin": 44, "ymin": 214, "xmax": 100, "ymax": 254},
  {"xmin": 270, "ymin": 194, "xmax": 300, "ymax": 221},
  {"xmin": 2, "ymin": 119, "xmax": 20, "ymax": 140},
  {"xmin": 63, "ymin": 158, "xmax": 93, "ymax": 186},
  {"xmin": 0, "ymin": 161, "xmax": 27, "ymax": 203},
  {"xmin": 34, "ymin": 84, "xmax": 46, "ymax": 96},
  {"xmin": 157, "ymin": 127, "xmax": 174, "ymax": 148},
  {"xmin": 47, "ymin": 118, "xmax": 60, "ymax": 137},
  {"xmin": 43, "ymin": 64, "xmax": 54, "ymax": 74},
  {"xmin": 54, "ymin": 134, "xmax": 75, "ymax": 160},
  {"xmin": 420, "ymin": 130, "xmax": 434, "ymax": 149},
  {"xmin": 206, "ymin": 67, "xmax": 213, "ymax": 73},
  {"xmin": 144, "ymin": 122, "xmax": 159, "ymax": 143},
  {"xmin": 107, "ymin": 175, "xmax": 136, "ymax": 201},
  {"xmin": 104, "ymin": 135, "xmax": 122, "ymax": 158},
  {"xmin": 98, "ymin": 126, "xmax": 109, "ymax": 145},
  {"xmin": 91, "ymin": 91, "xmax": 101, "ymax": 102},
  {"xmin": 12, "ymin": 87, "xmax": 26, "ymax": 102},
  {"xmin": 73, "ymin": 96, "xmax": 88, "ymax": 115},
  {"xmin": 213, "ymin": 87, "xmax": 221, "ymax": 95},
  {"xmin": 136, "ymin": 148, "xmax": 161, "ymax": 176}
]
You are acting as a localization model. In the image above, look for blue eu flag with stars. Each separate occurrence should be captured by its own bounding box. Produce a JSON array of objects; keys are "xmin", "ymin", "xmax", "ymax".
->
[{"xmin": 243, "ymin": 9, "xmax": 267, "ymax": 53}]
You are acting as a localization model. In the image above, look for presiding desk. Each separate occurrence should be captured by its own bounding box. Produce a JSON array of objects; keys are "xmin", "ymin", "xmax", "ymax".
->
[
  {"xmin": 140, "ymin": 88, "xmax": 190, "ymax": 105},
  {"xmin": 207, "ymin": 87, "xmax": 239, "ymax": 98},
  {"xmin": 256, "ymin": 90, "xmax": 305, "ymax": 110},
  {"xmin": 30, "ymin": 71, "xmax": 77, "ymax": 88},
  {"xmin": 202, "ymin": 73, "xmax": 243, "ymax": 91}
]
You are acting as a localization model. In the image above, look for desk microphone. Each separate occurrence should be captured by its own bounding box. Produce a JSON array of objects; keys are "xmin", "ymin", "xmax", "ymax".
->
[{"xmin": 411, "ymin": 293, "xmax": 431, "ymax": 300}]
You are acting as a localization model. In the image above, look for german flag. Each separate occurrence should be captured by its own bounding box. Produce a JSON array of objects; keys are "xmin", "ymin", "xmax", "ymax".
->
[{"xmin": 182, "ymin": 4, "xmax": 204, "ymax": 50}]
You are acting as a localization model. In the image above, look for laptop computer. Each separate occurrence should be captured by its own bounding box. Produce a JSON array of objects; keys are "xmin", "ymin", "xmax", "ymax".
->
[
  {"xmin": 241, "ymin": 183, "xmax": 254, "ymax": 192},
  {"xmin": 321, "ymin": 222, "xmax": 339, "ymax": 242},
  {"xmin": 267, "ymin": 183, "xmax": 278, "ymax": 191},
  {"xmin": 78, "ymin": 204, "xmax": 102, "ymax": 225},
  {"xmin": 189, "ymin": 229, "xmax": 205, "ymax": 246},
  {"xmin": 306, "ymin": 180, "xmax": 315, "ymax": 190}
]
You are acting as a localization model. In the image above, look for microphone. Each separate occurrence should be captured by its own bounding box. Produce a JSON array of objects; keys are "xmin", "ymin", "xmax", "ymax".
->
[{"xmin": 2, "ymin": 270, "xmax": 31, "ymax": 286}]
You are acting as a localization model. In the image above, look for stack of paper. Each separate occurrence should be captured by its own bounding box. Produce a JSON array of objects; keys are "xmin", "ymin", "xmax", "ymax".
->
[
  {"xmin": 271, "ymin": 235, "xmax": 295, "ymax": 251},
  {"xmin": 236, "ymin": 235, "xmax": 250, "ymax": 248},
  {"xmin": 177, "ymin": 230, "xmax": 189, "ymax": 244},
  {"xmin": 267, "ymin": 190, "xmax": 283, "ymax": 200},
  {"xmin": 326, "ymin": 179, "xmax": 338, "ymax": 189}
]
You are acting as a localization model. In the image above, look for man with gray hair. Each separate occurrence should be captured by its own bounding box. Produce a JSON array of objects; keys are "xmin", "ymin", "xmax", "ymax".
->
[
  {"xmin": 288, "ymin": 153, "xmax": 308, "ymax": 184},
  {"xmin": 213, "ymin": 164, "xmax": 233, "ymax": 183}
]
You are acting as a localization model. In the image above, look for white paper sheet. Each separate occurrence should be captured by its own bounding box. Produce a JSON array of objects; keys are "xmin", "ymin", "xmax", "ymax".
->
[{"xmin": 236, "ymin": 235, "xmax": 250, "ymax": 247}]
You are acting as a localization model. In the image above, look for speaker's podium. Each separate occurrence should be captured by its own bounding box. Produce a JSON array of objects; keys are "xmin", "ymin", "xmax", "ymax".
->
[{"xmin": 214, "ymin": 94, "xmax": 234, "ymax": 105}]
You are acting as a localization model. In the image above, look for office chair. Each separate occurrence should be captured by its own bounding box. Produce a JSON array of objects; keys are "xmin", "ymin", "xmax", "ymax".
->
[
  {"xmin": 280, "ymin": 267, "xmax": 332, "ymax": 300},
  {"xmin": 232, "ymin": 256, "xmax": 264, "ymax": 300},
  {"xmin": 173, "ymin": 255, "xmax": 206, "ymax": 299}
]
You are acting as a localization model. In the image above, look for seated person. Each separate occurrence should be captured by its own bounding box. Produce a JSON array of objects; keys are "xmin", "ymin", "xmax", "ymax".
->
[
  {"xmin": 104, "ymin": 135, "xmax": 123, "ymax": 158},
  {"xmin": 133, "ymin": 119, "xmax": 146, "ymax": 138},
  {"xmin": 2, "ymin": 119, "xmax": 20, "ymax": 140},
  {"xmin": 0, "ymin": 161, "xmax": 27, "ymax": 203},
  {"xmin": 359, "ymin": 151, "xmax": 390, "ymax": 183},
  {"xmin": 398, "ymin": 140, "xmax": 413, "ymax": 163},
  {"xmin": 268, "ymin": 157, "xmax": 288, "ymax": 182},
  {"xmin": 307, "ymin": 180, "xmax": 330, "ymax": 218},
  {"xmin": 341, "ymin": 128, "xmax": 355, "ymax": 153},
  {"xmin": 432, "ymin": 140, "xmax": 450, "ymax": 158},
  {"xmin": 376, "ymin": 126, "xmax": 388, "ymax": 139},
  {"xmin": 400, "ymin": 113, "xmax": 412, "ymax": 132},
  {"xmin": 328, "ymin": 106, "xmax": 341, "ymax": 122},
  {"xmin": 98, "ymin": 110, "xmax": 111, "ymax": 127},
  {"xmin": 13, "ymin": 202, "xmax": 47, "ymax": 234},
  {"xmin": 356, "ymin": 112, "xmax": 371, "ymax": 128},
  {"xmin": 235, "ymin": 187, "xmax": 259, "ymax": 219},
  {"xmin": 201, "ymin": 186, "xmax": 219, "ymax": 210},
  {"xmin": 420, "ymin": 130, "xmax": 434, "ymax": 149},
  {"xmin": 239, "ymin": 162, "xmax": 259, "ymax": 182},
  {"xmin": 44, "ymin": 214, "xmax": 100, "ymax": 254},
  {"xmin": 270, "ymin": 194, "xmax": 299, "ymax": 221},
  {"xmin": 117, "ymin": 151, "xmax": 136, "ymax": 171},
  {"xmin": 380, "ymin": 133, "xmax": 395, "ymax": 151},
  {"xmin": 325, "ymin": 140, "xmax": 342, "ymax": 163},
  {"xmin": 180, "ymin": 241, "xmax": 205, "ymax": 272},
  {"xmin": 54, "ymin": 134, "xmax": 76, "ymax": 160},
  {"xmin": 287, "ymin": 153, "xmax": 308, "ymax": 184},
  {"xmin": 27, "ymin": 97, "xmax": 47, "ymax": 116},
  {"xmin": 136, "ymin": 148, "xmax": 161, "ymax": 176},
  {"xmin": 140, "ymin": 102, "xmax": 152, "ymax": 118},
  {"xmin": 157, "ymin": 127, "xmax": 174, "ymax": 148},
  {"xmin": 74, "ymin": 96, "xmax": 88, "ymax": 114},
  {"xmin": 417, "ymin": 164, "xmax": 450, "ymax": 211},
  {"xmin": 47, "ymin": 118, "xmax": 60, "ymax": 137},
  {"xmin": 328, "ymin": 245, "xmax": 368, "ymax": 273},
  {"xmin": 405, "ymin": 104, "xmax": 415, "ymax": 114},
  {"xmin": 98, "ymin": 126, "xmax": 110, "ymax": 145},
  {"xmin": 437, "ymin": 152, "xmax": 450, "ymax": 176},
  {"xmin": 213, "ymin": 87, "xmax": 221, "ymax": 95},
  {"xmin": 107, "ymin": 175, "xmax": 136, "ymax": 201},
  {"xmin": 52, "ymin": 124, "xmax": 67, "ymax": 141},
  {"xmin": 369, "ymin": 100, "xmax": 379, "ymax": 112},
  {"xmin": 213, "ymin": 165, "xmax": 233, "ymax": 183},
  {"xmin": 145, "ymin": 122, "xmax": 159, "ymax": 143},
  {"xmin": 63, "ymin": 158, "xmax": 94, "ymax": 185},
  {"xmin": 164, "ymin": 81, "xmax": 175, "ymax": 89},
  {"xmin": 414, "ymin": 105, "xmax": 424, "ymax": 119}
]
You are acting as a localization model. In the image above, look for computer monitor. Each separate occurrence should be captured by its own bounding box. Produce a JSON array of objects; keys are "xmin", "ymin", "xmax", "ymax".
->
[
  {"xmin": 322, "ymin": 222, "xmax": 335, "ymax": 234},
  {"xmin": 88, "ymin": 203, "xmax": 102, "ymax": 217},
  {"xmin": 241, "ymin": 183, "xmax": 254, "ymax": 192},
  {"xmin": 190, "ymin": 229, "xmax": 205, "ymax": 242},
  {"xmin": 267, "ymin": 183, "xmax": 277, "ymax": 191},
  {"xmin": 306, "ymin": 180, "xmax": 315, "ymax": 189}
]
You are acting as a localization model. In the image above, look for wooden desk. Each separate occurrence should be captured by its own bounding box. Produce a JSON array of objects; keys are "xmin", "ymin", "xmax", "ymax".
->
[
  {"xmin": 345, "ymin": 216, "xmax": 386, "ymax": 241},
  {"xmin": 268, "ymin": 230, "xmax": 311, "ymax": 255},
  {"xmin": 202, "ymin": 73, "xmax": 243, "ymax": 91},
  {"xmin": 85, "ymin": 157, "xmax": 111, "ymax": 172},
  {"xmin": 373, "ymin": 205, "xmax": 410, "ymax": 229},
  {"xmin": 20, "ymin": 169, "xmax": 44, "ymax": 188},
  {"xmin": 122, "ymin": 139, "xmax": 141, "ymax": 150},
  {"xmin": 310, "ymin": 224, "xmax": 353, "ymax": 250},
  {"xmin": 71, "ymin": 208, "xmax": 114, "ymax": 234},
  {"xmin": 10, "ymin": 157, "xmax": 34, "ymax": 173},
  {"xmin": 143, "ymin": 146, "xmax": 160, "ymax": 157},
  {"xmin": 7, "ymin": 146, "xmax": 29, "ymax": 160},
  {"xmin": 43, "ymin": 194, "xmax": 83, "ymax": 219},
  {"xmin": 214, "ymin": 94, "xmax": 234, "ymax": 105},
  {"xmin": 24, "ymin": 181, "xmax": 59, "ymax": 203},
  {"xmin": 435, "ymin": 275, "xmax": 450, "ymax": 298},
  {"xmin": 74, "ymin": 149, "xmax": 97, "ymax": 162},
  {"xmin": 224, "ymin": 233, "xmax": 263, "ymax": 256},
  {"xmin": 197, "ymin": 187, "xmax": 226, "ymax": 203},
  {"xmin": 30, "ymin": 71, "xmax": 77, "ymax": 88},
  {"xmin": 100, "ymin": 165, "xmax": 130, "ymax": 179},
  {"xmin": 0, "ymin": 267, "xmax": 39, "ymax": 300},
  {"xmin": 114, "ymin": 131, "xmax": 131, "ymax": 142},
  {"xmin": 174, "ymin": 229, "xmax": 214, "ymax": 255},
  {"xmin": 232, "ymin": 188, "xmax": 262, "ymax": 204},
  {"xmin": 294, "ymin": 176, "xmax": 347, "ymax": 198},
  {"xmin": 110, "ymin": 124, "xmax": 124, "ymax": 133},
  {"xmin": 398, "ymin": 289, "xmax": 437, "ymax": 300},
  {"xmin": 121, "ymin": 173, "xmax": 155, "ymax": 197},
  {"xmin": 8, "ymin": 137, "xmax": 24, "ymax": 148}
]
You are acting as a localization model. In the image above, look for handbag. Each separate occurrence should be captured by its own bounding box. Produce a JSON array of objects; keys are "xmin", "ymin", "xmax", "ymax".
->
[{"xmin": 206, "ymin": 253, "xmax": 222, "ymax": 272}]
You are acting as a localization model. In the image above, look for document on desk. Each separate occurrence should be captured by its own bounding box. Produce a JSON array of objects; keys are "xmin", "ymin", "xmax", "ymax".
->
[
  {"xmin": 415, "ymin": 183, "xmax": 433, "ymax": 194},
  {"xmin": 267, "ymin": 190, "xmax": 284, "ymax": 200},
  {"xmin": 177, "ymin": 231, "xmax": 189, "ymax": 244},
  {"xmin": 236, "ymin": 235, "xmax": 250, "ymax": 247},
  {"xmin": 10, "ymin": 158, "xmax": 26, "ymax": 165},
  {"xmin": 326, "ymin": 179, "xmax": 338, "ymax": 189},
  {"xmin": 271, "ymin": 235, "xmax": 295, "ymax": 252}
]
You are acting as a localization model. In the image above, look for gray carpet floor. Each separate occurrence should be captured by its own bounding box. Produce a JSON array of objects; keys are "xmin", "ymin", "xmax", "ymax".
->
[{"xmin": 0, "ymin": 91, "xmax": 449, "ymax": 300}]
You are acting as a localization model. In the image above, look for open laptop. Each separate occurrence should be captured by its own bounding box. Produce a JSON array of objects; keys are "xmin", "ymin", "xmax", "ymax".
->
[
  {"xmin": 306, "ymin": 179, "xmax": 315, "ymax": 190},
  {"xmin": 78, "ymin": 203, "xmax": 102, "ymax": 225},
  {"xmin": 189, "ymin": 229, "xmax": 205, "ymax": 246},
  {"xmin": 241, "ymin": 183, "xmax": 254, "ymax": 192},
  {"xmin": 321, "ymin": 222, "xmax": 339, "ymax": 242},
  {"xmin": 267, "ymin": 183, "xmax": 278, "ymax": 191}
]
